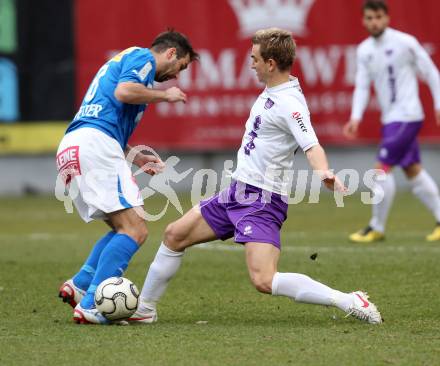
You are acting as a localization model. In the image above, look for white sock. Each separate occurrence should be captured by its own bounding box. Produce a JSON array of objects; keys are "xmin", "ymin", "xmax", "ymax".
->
[
  {"xmin": 410, "ymin": 170, "xmax": 440, "ymax": 222},
  {"xmin": 369, "ymin": 173, "xmax": 396, "ymax": 233},
  {"xmin": 138, "ymin": 242, "xmax": 184, "ymax": 312},
  {"xmin": 271, "ymin": 272, "xmax": 353, "ymax": 312}
]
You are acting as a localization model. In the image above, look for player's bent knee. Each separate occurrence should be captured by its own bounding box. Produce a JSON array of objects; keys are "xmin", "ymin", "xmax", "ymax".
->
[
  {"xmin": 164, "ymin": 222, "xmax": 188, "ymax": 251},
  {"xmin": 251, "ymin": 274, "xmax": 273, "ymax": 294},
  {"xmin": 136, "ymin": 225, "xmax": 148, "ymax": 245},
  {"xmin": 123, "ymin": 223, "xmax": 148, "ymax": 245}
]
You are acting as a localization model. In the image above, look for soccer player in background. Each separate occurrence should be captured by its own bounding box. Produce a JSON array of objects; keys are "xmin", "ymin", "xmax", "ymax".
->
[
  {"xmin": 344, "ymin": 0, "xmax": 440, "ymax": 243},
  {"xmin": 56, "ymin": 31, "xmax": 199, "ymax": 324},
  {"xmin": 129, "ymin": 28, "xmax": 383, "ymax": 325}
]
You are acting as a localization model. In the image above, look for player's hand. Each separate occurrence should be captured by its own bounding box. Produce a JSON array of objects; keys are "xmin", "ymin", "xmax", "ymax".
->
[
  {"xmin": 165, "ymin": 87, "xmax": 187, "ymax": 103},
  {"xmin": 133, "ymin": 154, "xmax": 165, "ymax": 176},
  {"xmin": 435, "ymin": 110, "xmax": 440, "ymax": 126},
  {"xmin": 321, "ymin": 170, "xmax": 348, "ymax": 193},
  {"xmin": 342, "ymin": 120, "xmax": 360, "ymax": 139}
]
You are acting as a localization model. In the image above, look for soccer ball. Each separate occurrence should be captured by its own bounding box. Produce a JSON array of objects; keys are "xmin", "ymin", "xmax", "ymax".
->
[{"xmin": 94, "ymin": 277, "xmax": 139, "ymax": 320}]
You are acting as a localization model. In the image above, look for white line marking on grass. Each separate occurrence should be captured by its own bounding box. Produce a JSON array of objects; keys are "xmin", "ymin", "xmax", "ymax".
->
[
  {"xmin": 194, "ymin": 242, "xmax": 440, "ymax": 253},
  {"xmin": 281, "ymin": 231, "xmax": 433, "ymax": 239},
  {"xmin": 0, "ymin": 233, "xmax": 79, "ymax": 241}
]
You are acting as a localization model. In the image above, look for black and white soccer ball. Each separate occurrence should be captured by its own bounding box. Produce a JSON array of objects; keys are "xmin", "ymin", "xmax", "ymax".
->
[{"xmin": 94, "ymin": 277, "xmax": 139, "ymax": 320}]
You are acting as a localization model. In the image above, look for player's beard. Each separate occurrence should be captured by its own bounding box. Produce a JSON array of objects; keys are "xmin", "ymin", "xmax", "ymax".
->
[
  {"xmin": 154, "ymin": 72, "xmax": 171, "ymax": 82},
  {"xmin": 155, "ymin": 60, "xmax": 178, "ymax": 82},
  {"xmin": 370, "ymin": 26, "xmax": 386, "ymax": 38},
  {"xmin": 371, "ymin": 29, "xmax": 385, "ymax": 38}
]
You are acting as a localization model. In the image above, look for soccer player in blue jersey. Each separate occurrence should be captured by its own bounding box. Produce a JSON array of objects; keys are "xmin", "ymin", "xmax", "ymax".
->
[{"xmin": 56, "ymin": 30, "xmax": 199, "ymax": 324}]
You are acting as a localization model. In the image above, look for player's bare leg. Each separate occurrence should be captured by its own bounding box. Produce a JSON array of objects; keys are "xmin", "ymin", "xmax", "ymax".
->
[
  {"xmin": 130, "ymin": 205, "xmax": 217, "ymax": 323},
  {"xmin": 404, "ymin": 163, "xmax": 440, "ymax": 241},
  {"xmin": 245, "ymin": 242, "xmax": 382, "ymax": 324},
  {"xmin": 350, "ymin": 162, "xmax": 394, "ymax": 243},
  {"xmin": 245, "ymin": 243, "xmax": 279, "ymax": 294}
]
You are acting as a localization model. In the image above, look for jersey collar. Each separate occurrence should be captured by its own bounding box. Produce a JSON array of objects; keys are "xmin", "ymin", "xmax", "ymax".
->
[{"xmin": 265, "ymin": 78, "xmax": 300, "ymax": 93}]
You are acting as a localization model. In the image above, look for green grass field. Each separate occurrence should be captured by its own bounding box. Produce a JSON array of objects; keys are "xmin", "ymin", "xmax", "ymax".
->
[{"xmin": 1, "ymin": 193, "xmax": 439, "ymax": 365}]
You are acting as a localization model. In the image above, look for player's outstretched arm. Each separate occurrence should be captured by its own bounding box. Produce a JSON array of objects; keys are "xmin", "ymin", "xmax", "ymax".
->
[
  {"xmin": 305, "ymin": 145, "xmax": 347, "ymax": 193},
  {"xmin": 115, "ymin": 82, "xmax": 187, "ymax": 105}
]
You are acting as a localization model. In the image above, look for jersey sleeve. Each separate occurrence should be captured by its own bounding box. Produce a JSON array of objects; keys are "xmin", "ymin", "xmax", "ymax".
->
[
  {"xmin": 282, "ymin": 99, "xmax": 319, "ymax": 152},
  {"xmin": 119, "ymin": 49, "xmax": 155, "ymax": 86},
  {"xmin": 350, "ymin": 45, "xmax": 372, "ymax": 121},
  {"xmin": 409, "ymin": 36, "xmax": 440, "ymax": 110}
]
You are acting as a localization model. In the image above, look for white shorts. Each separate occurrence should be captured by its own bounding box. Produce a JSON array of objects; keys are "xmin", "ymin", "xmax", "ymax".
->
[{"xmin": 56, "ymin": 128, "xmax": 143, "ymax": 222}]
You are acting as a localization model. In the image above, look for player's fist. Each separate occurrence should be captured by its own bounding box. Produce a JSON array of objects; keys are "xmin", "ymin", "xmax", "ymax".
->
[
  {"xmin": 343, "ymin": 120, "xmax": 360, "ymax": 139},
  {"xmin": 321, "ymin": 170, "xmax": 348, "ymax": 193},
  {"xmin": 133, "ymin": 153, "xmax": 165, "ymax": 176},
  {"xmin": 165, "ymin": 87, "xmax": 187, "ymax": 103}
]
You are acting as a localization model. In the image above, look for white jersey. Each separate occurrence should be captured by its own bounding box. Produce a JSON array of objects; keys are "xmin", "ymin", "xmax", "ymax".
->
[
  {"xmin": 351, "ymin": 27, "xmax": 440, "ymax": 124},
  {"xmin": 232, "ymin": 78, "xmax": 319, "ymax": 195}
]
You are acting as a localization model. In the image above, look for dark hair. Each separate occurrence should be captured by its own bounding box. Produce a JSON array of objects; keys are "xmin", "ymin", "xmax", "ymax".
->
[
  {"xmin": 363, "ymin": 0, "xmax": 388, "ymax": 13},
  {"xmin": 252, "ymin": 28, "xmax": 295, "ymax": 72},
  {"xmin": 151, "ymin": 30, "xmax": 199, "ymax": 62}
]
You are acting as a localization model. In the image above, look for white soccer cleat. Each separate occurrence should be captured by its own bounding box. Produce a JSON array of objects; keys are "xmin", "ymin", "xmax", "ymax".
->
[
  {"xmin": 59, "ymin": 279, "xmax": 86, "ymax": 308},
  {"xmin": 127, "ymin": 308, "xmax": 158, "ymax": 325},
  {"xmin": 73, "ymin": 303, "xmax": 111, "ymax": 325},
  {"xmin": 345, "ymin": 291, "xmax": 383, "ymax": 324}
]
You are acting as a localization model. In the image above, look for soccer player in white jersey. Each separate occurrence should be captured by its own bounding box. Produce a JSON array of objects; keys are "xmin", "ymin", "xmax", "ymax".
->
[
  {"xmin": 56, "ymin": 31, "xmax": 199, "ymax": 324},
  {"xmin": 344, "ymin": 0, "xmax": 440, "ymax": 243},
  {"xmin": 129, "ymin": 28, "xmax": 383, "ymax": 325}
]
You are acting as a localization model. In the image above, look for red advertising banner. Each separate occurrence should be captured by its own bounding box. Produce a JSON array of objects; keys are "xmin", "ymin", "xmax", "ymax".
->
[{"xmin": 75, "ymin": 0, "xmax": 440, "ymax": 149}]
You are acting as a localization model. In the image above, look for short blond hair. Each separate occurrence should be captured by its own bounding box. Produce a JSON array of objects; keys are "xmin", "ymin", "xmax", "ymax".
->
[{"xmin": 252, "ymin": 28, "xmax": 296, "ymax": 72}]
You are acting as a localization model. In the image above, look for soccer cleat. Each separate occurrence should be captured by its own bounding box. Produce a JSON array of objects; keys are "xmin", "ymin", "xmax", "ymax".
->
[
  {"xmin": 73, "ymin": 303, "xmax": 111, "ymax": 325},
  {"xmin": 73, "ymin": 304, "xmax": 129, "ymax": 325},
  {"xmin": 349, "ymin": 226, "xmax": 384, "ymax": 243},
  {"xmin": 426, "ymin": 225, "xmax": 440, "ymax": 242},
  {"xmin": 345, "ymin": 291, "xmax": 383, "ymax": 324},
  {"xmin": 127, "ymin": 308, "xmax": 158, "ymax": 325},
  {"xmin": 59, "ymin": 279, "xmax": 86, "ymax": 308}
]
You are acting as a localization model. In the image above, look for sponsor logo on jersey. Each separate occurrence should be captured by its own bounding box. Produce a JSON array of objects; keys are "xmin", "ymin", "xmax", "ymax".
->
[
  {"xmin": 74, "ymin": 104, "xmax": 103, "ymax": 120},
  {"xmin": 292, "ymin": 111, "xmax": 308, "ymax": 132},
  {"xmin": 56, "ymin": 146, "xmax": 81, "ymax": 184}
]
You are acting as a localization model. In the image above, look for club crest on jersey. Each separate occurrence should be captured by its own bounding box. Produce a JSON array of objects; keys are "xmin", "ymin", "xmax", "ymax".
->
[
  {"xmin": 264, "ymin": 98, "xmax": 275, "ymax": 110},
  {"xmin": 385, "ymin": 49, "xmax": 394, "ymax": 56},
  {"xmin": 292, "ymin": 111, "xmax": 307, "ymax": 132}
]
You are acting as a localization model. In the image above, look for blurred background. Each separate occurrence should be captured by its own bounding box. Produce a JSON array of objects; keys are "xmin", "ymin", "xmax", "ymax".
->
[{"xmin": 0, "ymin": 0, "xmax": 439, "ymax": 197}]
